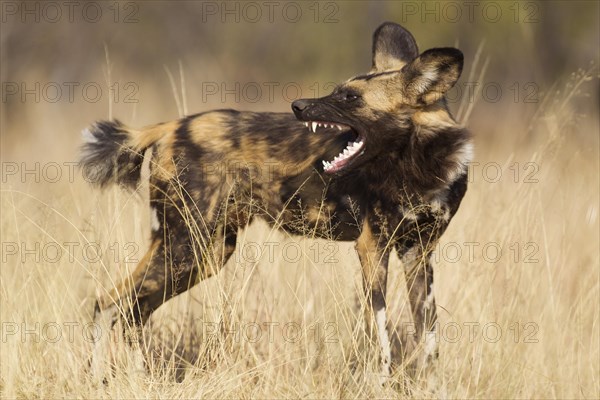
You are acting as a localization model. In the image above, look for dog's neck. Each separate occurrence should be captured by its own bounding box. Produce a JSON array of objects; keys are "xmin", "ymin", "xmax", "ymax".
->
[{"xmin": 356, "ymin": 122, "xmax": 471, "ymax": 200}]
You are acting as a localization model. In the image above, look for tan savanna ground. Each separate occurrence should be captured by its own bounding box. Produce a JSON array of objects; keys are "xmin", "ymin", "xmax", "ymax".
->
[{"xmin": 1, "ymin": 2, "xmax": 598, "ymax": 399}]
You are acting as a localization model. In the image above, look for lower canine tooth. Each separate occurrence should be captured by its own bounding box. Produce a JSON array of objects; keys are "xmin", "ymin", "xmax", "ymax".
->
[{"xmin": 312, "ymin": 122, "xmax": 318, "ymax": 132}]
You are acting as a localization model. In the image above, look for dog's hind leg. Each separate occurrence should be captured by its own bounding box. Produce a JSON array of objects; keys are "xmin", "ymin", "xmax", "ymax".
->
[
  {"xmin": 90, "ymin": 237, "xmax": 174, "ymax": 379},
  {"xmin": 93, "ymin": 209, "xmax": 237, "ymax": 372},
  {"xmin": 94, "ymin": 220, "xmax": 238, "ymax": 330},
  {"xmin": 90, "ymin": 248, "xmax": 226, "ymax": 374},
  {"xmin": 93, "ymin": 236, "xmax": 193, "ymax": 332}
]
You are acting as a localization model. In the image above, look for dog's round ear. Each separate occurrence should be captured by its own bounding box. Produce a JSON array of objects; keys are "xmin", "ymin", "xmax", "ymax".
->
[
  {"xmin": 372, "ymin": 22, "xmax": 419, "ymax": 72},
  {"xmin": 401, "ymin": 47, "xmax": 464, "ymax": 106}
]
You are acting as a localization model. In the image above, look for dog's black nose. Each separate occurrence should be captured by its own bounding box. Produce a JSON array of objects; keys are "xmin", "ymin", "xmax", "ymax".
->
[{"xmin": 292, "ymin": 99, "xmax": 311, "ymax": 118}]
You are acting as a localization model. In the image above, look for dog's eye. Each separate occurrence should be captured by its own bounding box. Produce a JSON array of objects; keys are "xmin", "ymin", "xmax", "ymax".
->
[{"xmin": 344, "ymin": 93, "xmax": 359, "ymax": 101}]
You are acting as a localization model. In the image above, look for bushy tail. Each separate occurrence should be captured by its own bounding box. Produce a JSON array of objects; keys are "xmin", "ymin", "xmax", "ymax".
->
[{"xmin": 79, "ymin": 120, "xmax": 149, "ymax": 190}]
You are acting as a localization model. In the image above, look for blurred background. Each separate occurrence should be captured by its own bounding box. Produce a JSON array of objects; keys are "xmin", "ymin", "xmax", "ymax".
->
[
  {"xmin": 1, "ymin": 0, "xmax": 598, "ymax": 159},
  {"xmin": 1, "ymin": 1, "xmax": 598, "ymax": 398}
]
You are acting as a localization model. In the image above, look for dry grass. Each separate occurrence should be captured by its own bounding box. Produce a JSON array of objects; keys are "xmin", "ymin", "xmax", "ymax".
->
[{"xmin": 1, "ymin": 62, "xmax": 598, "ymax": 399}]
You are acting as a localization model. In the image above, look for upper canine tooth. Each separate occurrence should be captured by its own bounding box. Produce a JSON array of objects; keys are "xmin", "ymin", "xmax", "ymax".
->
[
  {"xmin": 337, "ymin": 125, "xmax": 342, "ymax": 130},
  {"xmin": 312, "ymin": 122, "xmax": 318, "ymax": 132}
]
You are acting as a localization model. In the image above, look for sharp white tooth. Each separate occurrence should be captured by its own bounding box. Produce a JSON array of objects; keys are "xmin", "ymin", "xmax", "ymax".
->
[
  {"xmin": 344, "ymin": 149, "xmax": 349, "ymax": 156},
  {"xmin": 318, "ymin": 123, "xmax": 322, "ymax": 127},
  {"xmin": 312, "ymin": 122, "xmax": 318, "ymax": 132},
  {"xmin": 337, "ymin": 125, "xmax": 342, "ymax": 130}
]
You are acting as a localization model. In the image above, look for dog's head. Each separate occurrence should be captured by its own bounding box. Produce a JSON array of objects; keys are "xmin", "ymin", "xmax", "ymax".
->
[{"xmin": 292, "ymin": 22, "xmax": 463, "ymax": 175}]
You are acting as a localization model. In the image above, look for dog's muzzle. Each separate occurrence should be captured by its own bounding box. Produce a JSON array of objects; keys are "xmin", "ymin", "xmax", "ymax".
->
[{"xmin": 291, "ymin": 99, "xmax": 313, "ymax": 119}]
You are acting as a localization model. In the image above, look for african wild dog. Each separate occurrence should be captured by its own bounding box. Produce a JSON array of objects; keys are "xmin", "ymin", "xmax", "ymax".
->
[{"xmin": 81, "ymin": 22, "xmax": 471, "ymax": 380}]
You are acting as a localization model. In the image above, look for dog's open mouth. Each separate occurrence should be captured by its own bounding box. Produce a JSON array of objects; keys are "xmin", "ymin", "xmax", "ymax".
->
[{"xmin": 301, "ymin": 121, "xmax": 365, "ymax": 174}]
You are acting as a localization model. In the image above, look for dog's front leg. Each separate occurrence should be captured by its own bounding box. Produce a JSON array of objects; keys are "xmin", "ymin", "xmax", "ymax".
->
[
  {"xmin": 401, "ymin": 245, "xmax": 439, "ymax": 378},
  {"xmin": 355, "ymin": 218, "xmax": 391, "ymax": 383}
]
